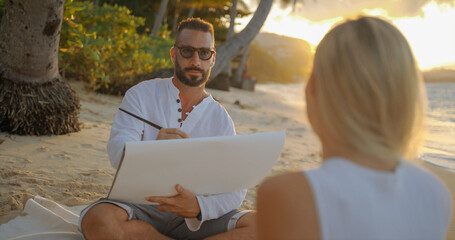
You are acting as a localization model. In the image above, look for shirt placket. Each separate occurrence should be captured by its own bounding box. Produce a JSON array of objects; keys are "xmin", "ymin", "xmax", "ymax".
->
[
  {"xmin": 176, "ymin": 98, "xmax": 184, "ymax": 128},
  {"xmin": 168, "ymin": 79, "xmax": 183, "ymax": 129}
]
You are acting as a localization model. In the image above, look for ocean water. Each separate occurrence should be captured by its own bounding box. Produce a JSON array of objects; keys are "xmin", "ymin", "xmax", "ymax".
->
[
  {"xmin": 256, "ymin": 82, "xmax": 455, "ymax": 170},
  {"xmin": 421, "ymin": 83, "xmax": 455, "ymax": 170}
]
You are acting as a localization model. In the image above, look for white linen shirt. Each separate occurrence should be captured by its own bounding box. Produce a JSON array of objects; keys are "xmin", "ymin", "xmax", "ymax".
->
[{"xmin": 107, "ymin": 77, "xmax": 246, "ymax": 231}]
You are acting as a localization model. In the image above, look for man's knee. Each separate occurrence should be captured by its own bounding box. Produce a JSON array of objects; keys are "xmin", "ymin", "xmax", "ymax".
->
[
  {"xmin": 81, "ymin": 203, "xmax": 129, "ymax": 239},
  {"xmin": 236, "ymin": 211, "xmax": 256, "ymax": 229}
]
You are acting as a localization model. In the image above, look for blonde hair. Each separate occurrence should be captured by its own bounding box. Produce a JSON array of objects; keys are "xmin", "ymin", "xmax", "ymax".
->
[{"xmin": 313, "ymin": 16, "xmax": 426, "ymax": 162}]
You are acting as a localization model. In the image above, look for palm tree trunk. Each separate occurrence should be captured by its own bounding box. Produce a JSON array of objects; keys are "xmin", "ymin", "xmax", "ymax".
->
[
  {"xmin": 171, "ymin": 0, "xmax": 181, "ymax": 37},
  {"xmin": 231, "ymin": 40, "xmax": 252, "ymax": 88},
  {"xmin": 92, "ymin": 0, "xmax": 99, "ymax": 9},
  {"xmin": 151, "ymin": 0, "xmax": 169, "ymax": 36},
  {"xmin": 0, "ymin": 0, "xmax": 80, "ymax": 135},
  {"xmin": 221, "ymin": 0, "xmax": 238, "ymax": 76},
  {"xmin": 187, "ymin": 6, "xmax": 195, "ymax": 18},
  {"xmin": 212, "ymin": 0, "xmax": 238, "ymax": 91},
  {"xmin": 208, "ymin": 0, "xmax": 273, "ymax": 89}
]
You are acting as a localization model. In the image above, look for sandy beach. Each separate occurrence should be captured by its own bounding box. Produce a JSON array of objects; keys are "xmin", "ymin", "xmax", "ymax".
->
[{"xmin": 1, "ymin": 79, "xmax": 455, "ymax": 239}]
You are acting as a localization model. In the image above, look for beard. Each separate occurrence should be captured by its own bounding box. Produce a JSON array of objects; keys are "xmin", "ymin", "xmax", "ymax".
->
[{"xmin": 175, "ymin": 59, "xmax": 211, "ymax": 87}]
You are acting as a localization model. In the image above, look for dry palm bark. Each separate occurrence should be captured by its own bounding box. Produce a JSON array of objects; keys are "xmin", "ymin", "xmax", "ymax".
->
[
  {"xmin": 0, "ymin": 0, "xmax": 80, "ymax": 135},
  {"xmin": 207, "ymin": 0, "xmax": 273, "ymax": 90}
]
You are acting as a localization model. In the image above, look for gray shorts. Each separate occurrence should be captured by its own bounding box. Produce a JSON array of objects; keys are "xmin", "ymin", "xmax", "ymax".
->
[{"xmin": 79, "ymin": 198, "xmax": 249, "ymax": 239}]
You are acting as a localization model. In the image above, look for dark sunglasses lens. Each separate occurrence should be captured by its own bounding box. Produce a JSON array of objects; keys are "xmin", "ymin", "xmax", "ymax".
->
[
  {"xmin": 199, "ymin": 49, "xmax": 212, "ymax": 60},
  {"xmin": 180, "ymin": 47, "xmax": 195, "ymax": 58}
]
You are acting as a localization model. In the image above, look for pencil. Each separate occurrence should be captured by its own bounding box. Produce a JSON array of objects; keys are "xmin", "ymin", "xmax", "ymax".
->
[{"xmin": 118, "ymin": 108, "xmax": 162, "ymax": 130}]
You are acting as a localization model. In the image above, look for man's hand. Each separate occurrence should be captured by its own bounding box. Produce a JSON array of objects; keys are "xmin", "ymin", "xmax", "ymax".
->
[
  {"xmin": 157, "ymin": 128, "xmax": 190, "ymax": 140},
  {"xmin": 146, "ymin": 184, "xmax": 201, "ymax": 218}
]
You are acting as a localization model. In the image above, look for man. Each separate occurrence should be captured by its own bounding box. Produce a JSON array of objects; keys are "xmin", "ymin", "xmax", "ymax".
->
[{"xmin": 79, "ymin": 18, "xmax": 256, "ymax": 240}]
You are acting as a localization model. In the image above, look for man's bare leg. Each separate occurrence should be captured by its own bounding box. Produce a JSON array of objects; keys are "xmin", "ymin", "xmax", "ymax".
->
[
  {"xmin": 81, "ymin": 203, "xmax": 173, "ymax": 240},
  {"xmin": 204, "ymin": 212, "xmax": 257, "ymax": 240}
]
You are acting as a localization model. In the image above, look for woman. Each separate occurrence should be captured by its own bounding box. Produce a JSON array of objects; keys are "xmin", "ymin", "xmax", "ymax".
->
[{"xmin": 257, "ymin": 16, "xmax": 452, "ymax": 240}]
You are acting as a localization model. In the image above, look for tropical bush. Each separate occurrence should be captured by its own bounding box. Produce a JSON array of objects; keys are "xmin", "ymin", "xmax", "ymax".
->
[{"xmin": 60, "ymin": 0, "xmax": 174, "ymax": 94}]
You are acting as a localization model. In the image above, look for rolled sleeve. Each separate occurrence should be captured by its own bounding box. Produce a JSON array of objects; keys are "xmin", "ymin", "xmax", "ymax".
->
[{"xmin": 184, "ymin": 189, "xmax": 247, "ymax": 231}]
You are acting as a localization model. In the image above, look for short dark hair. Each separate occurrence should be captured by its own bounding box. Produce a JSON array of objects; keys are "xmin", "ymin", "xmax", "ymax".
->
[{"xmin": 175, "ymin": 18, "xmax": 215, "ymax": 45}]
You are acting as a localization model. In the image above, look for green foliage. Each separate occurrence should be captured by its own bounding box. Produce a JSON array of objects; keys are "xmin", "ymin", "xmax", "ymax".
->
[
  {"xmin": 98, "ymin": 0, "xmax": 251, "ymax": 44},
  {"xmin": 60, "ymin": 0, "xmax": 173, "ymax": 93},
  {"xmin": 174, "ymin": 0, "xmax": 251, "ymax": 43}
]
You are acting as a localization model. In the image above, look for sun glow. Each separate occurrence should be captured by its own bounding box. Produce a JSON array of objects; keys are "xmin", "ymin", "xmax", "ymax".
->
[
  {"xmin": 391, "ymin": 3, "xmax": 455, "ymax": 70},
  {"xmin": 238, "ymin": 1, "xmax": 455, "ymax": 70},
  {"xmin": 251, "ymin": 7, "xmax": 342, "ymax": 49}
]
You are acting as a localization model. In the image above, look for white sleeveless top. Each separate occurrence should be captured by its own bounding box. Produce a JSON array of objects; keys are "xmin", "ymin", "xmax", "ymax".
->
[{"xmin": 304, "ymin": 157, "xmax": 452, "ymax": 240}]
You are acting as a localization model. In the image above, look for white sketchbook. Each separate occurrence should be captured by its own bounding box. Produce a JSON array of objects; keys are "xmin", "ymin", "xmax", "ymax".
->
[{"xmin": 107, "ymin": 131, "xmax": 285, "ymax": 204}]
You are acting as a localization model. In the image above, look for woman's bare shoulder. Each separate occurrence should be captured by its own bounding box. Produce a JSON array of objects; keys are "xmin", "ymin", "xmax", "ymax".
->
[{"xmin": 257, "ymin": 171, "xmax": 320, "ymax": 240}]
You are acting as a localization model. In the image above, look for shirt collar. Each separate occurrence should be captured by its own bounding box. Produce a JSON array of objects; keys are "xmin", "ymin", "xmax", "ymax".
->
[
  {"xmin": 168, "ymin": 77, "xmax": 181, "ymax": 99},
  {"xmin": 168, "ymin": 77, "xmax": 214, "ymax": 107}
]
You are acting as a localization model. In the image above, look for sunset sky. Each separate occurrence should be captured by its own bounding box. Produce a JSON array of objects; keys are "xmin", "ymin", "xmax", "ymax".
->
[{"xmin": 237, "ymin": 0, "xmax": 455, "ymax": 71}]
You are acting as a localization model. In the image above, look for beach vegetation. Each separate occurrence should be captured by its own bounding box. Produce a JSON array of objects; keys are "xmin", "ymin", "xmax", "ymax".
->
[
  {"xmin": 92, "ymin": 0, "xmax": 270, "ymax": 91},
  {"xmin": 57, "ymin": 0, "xmax": 259, "ymax": 94},
  {"xmin": 0, "ymin": 0, "xmax": 286, "ymax": 94},
  {"xmin": 59, "ymin": 0, "xmax": 174, "ymax": 95},
  {"xmin": 96, "ymin": 0, "xmax": 251, "ymax": 44}
]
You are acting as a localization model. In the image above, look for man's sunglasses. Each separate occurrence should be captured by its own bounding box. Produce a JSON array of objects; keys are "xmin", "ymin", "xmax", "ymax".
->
[{"xmin": 174, "ymin": 45, "xmax": 215, "ymax": 61}]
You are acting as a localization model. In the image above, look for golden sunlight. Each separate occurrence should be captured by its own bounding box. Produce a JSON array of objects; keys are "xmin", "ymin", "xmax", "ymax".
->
[
  {"xmin": 238, "ymin": 1, "xmax": 455, "ymax": 70},
  {"xmin": 391, "ymin": 3, "xmax": 455, "ymax": 70}
]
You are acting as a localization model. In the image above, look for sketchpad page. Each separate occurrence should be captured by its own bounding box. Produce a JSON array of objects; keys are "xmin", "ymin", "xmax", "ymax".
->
[{"xmin": 108, "ymin": 132, "xmax": 285, "ymax": 204}]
